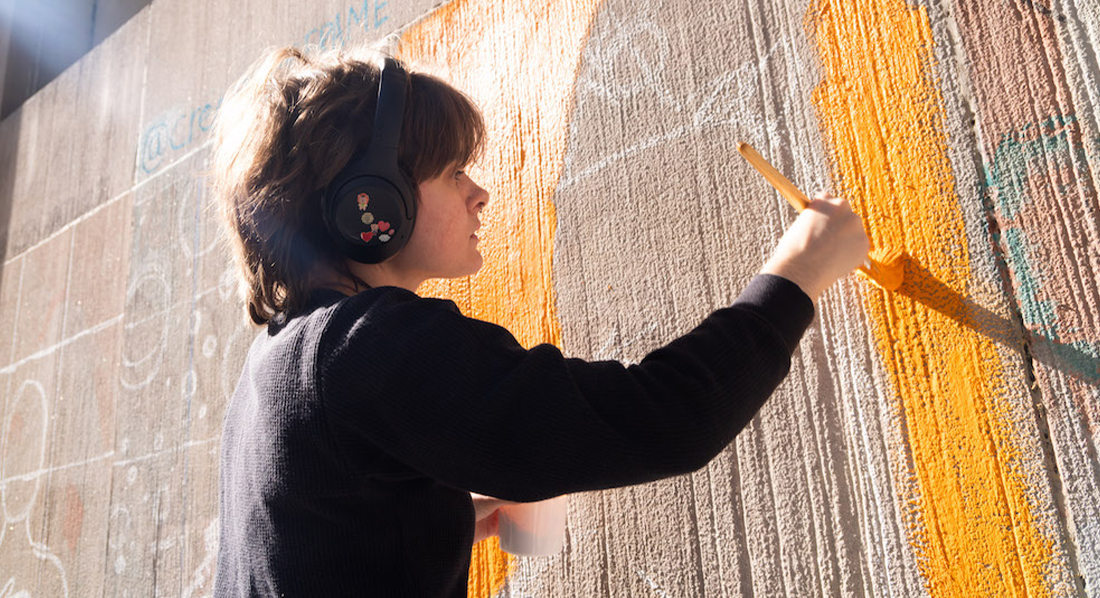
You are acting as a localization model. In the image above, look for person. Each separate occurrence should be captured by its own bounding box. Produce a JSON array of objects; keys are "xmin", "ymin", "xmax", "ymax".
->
[{"xmin": 209, "ymin": 43, "xmax": 870, "ymax": 598}]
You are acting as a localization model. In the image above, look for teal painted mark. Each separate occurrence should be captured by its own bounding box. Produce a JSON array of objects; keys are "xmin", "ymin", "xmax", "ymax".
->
[
  {"xmin": 985, "ymin": 115, "xmax": 1089, "ymax": 218},
  {"xmin": 1001, "ymin": 227, "xmax": 1057, "ymax": 332},
  {"xmin": 984, "ymin": 114, "xmax": 1100, "ymax": 384}
]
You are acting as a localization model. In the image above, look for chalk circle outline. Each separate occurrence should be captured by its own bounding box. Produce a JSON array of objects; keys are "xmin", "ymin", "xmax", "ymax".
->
[
  {"xmin": 202, "ymin": 335, "xmax": 218, "ymax": 359},
  {"xmin": 217, "ymin": 265, "xmax": 237, "ymax": 302},
  {"xmin": 107, "ymin": 505, "xmax": 132, "ymax": 551},
  {"xmin": 578, "ymin": 17, "xmax": 671, "ymax": 104},
  {"xmin": 174, "ymin": 175, "xmax": 221, "ymax": 262},
  {"xmin": 121, "ymin": 266, "xmax": 171, "ymax": 391},
  {"xmin": 1, "ymin": 379, "xmax": 49, "ymax": 524},
  {"xmin": 107, "ymin": 504, "xmax": 134, "ymax": 576},
  {"xmin": 181, "ymin": 368, "xmax": 198, "ymax": 400}
]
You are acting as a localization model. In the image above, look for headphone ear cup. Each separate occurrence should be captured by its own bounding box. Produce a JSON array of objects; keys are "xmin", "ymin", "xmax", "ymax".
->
[{"xmin": 323, "ymin": 175, "xmax": 416, "ymax": 264}]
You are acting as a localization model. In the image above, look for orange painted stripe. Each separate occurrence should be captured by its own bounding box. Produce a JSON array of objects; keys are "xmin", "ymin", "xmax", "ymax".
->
[
  {"xmin": 399, "ymin": 0, "xmax": 603, "ymax": 595},
  {"xmin": 808, "ymin": 0, "xmax": 1055, "ymax": 595}
]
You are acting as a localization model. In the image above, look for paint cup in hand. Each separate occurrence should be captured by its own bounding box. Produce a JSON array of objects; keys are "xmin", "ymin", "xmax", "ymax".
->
[{"xmin": 498, "ymin": 495, "xmax": 567, "ymax": 556}]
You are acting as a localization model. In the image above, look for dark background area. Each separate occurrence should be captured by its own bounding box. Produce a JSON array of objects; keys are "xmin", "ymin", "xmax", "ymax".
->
[{"xmin": 0, "ymin": 0, "xmax": 150, "ymax": 120}]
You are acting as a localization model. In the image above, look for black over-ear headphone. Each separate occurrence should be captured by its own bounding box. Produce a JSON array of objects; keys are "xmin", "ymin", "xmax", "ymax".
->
[{"xmin": 322, "ymin": 57, "xmax": 415, "ymax": 264}]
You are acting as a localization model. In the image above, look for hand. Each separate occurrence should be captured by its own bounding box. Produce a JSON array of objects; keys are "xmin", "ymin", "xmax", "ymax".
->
[
  {"xmin": 470, "ymin": 492, "xmax": 518, "ymax": 543},
  {"xmin": 760, "ymin": 191, "xmax": 870, "ymax": 301}
]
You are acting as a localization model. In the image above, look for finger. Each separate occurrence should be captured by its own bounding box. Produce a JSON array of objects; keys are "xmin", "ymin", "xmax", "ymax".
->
[
  {"xmin": 473, "ymin": 510, "xmax": 500, "ymax": 544},
  {"xmin": 824, "ymin": 195, "xmax": 848, "ymax": 208},
  {"xmin": 486, "ymin": 510, "xmax": 499, "ymax": 537}
]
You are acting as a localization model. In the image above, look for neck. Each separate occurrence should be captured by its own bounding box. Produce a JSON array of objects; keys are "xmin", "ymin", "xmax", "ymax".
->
[{"xmin": 315, "ymin": 260, "xmax": 425, "ymax": 296}]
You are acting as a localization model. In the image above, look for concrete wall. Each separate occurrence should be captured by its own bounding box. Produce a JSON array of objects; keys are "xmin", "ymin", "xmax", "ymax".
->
[
  {"xmin": 0, "ymin": 0, "xmax": 154, "ymax": 119},
  {"xmin": 0, "ymin": 0, "xmax": 1097, "ymax": 596}
]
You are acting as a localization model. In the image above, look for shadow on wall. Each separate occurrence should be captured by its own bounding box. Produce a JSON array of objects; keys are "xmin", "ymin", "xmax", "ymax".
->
[{"xmin": 898, "ymin": 255, "xmax": 1100, "ymax": 385}]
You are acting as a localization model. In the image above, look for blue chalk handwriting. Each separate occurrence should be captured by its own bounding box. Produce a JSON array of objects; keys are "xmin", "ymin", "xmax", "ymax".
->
[
  {"xmin": 140, "ymin": 99, "xmax": 222, "ymax": 174},
  {"xmin": 137, "ymin": 0, "xmax": 391, "ymax": 176},
  {"xmin": 303, "ymin": 0, "xmax": 390, "ymax": 50}
]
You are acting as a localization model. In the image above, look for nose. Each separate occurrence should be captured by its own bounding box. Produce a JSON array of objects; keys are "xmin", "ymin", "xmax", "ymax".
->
[{"xmin": 470, "ymin": 179, "xmax": 489, "ymax": 212}]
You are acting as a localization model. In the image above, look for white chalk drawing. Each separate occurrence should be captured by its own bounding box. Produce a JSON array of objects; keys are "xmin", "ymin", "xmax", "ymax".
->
[
  {"xmin": 202, "ymin": 335, "xmax": 218, "ymax": 359},
  {"xmin": 0, "ymin": 380, "xmax": 70, "ymax": 597},
  {"xmin": 2, "ymin": 380, "xmax": 48, "ymax": 525},
  {"xmin": 1, "ymin": 161, "xmax": 235, "ymax": 594},
  {"xmin": 560, "ymin": 21, "xmax": 807, "ymax": 192},
  {"xmin": 551, "ymin": 10, "xmax": 870, "ymax": 597},
  {"xmin": 577, "ymin": 14, "xmax": 676, "ymax": 109},
  {"xmin": 109, "ymin": 478, "xmax": 218, "ymax": 597},
  {"xmin": 121, "ymin": 263, "xmax": 171, "ymax": 390},
  {"xmin": 217, "ymin": 264, "xmax": 237, "ymax": 302},
  {"xmin": 180, "ymin": 518, "xmax": 218, "ymax": 598},
  {"xmin": 0, "ymin": 316, "xmax": 122, "ymax": 378},
  {"xmin": 174, "ymin": 175, "xmax": 220, "ymax": 262},
  {"xmin": 182, "ymin": 368, "xmax": 198, "ymax": 400},
  {"xmin": 592, "ymin": 322, "xmax": 659, "ymax": 365},
  {"xmin": 107, "ymin": 505, "xmax": 132, "ymax": 574},
  {"xmin": 634, "ymin": 569, "xmax": 671, "ymax": 597},
  {"xmin": 0, "ymin": 578, "xmax": 29, "ymax": 598},
  {"xmin": 133, "ymin": 164, "xmax": 218, "ymax": 262}
]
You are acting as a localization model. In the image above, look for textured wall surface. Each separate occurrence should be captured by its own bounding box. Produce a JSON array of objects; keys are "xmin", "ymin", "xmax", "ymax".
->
[{"xmin": 0, "ymin": 0, "xmax": 1097, "ymax": 597}]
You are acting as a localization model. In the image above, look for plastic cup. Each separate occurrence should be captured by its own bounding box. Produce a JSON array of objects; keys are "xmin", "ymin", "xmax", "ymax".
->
[{"xmin": 498, "ymin": 495, "xmax": 567, "ymax": 556}]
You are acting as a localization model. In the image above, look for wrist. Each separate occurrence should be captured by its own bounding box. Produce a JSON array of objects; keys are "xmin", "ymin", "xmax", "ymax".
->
[{"xmin": 760, "ymin": 258, "xmax": 822, "ymax": 302}]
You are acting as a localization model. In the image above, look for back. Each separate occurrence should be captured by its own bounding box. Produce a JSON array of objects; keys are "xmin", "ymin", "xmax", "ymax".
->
[
  {"xmin": 215, "ymin": 288, "xmax": 475, "ymax": 597},
  {"xmin": 215, "ymin": 275, "xmax": 813, "ymax": 596}
]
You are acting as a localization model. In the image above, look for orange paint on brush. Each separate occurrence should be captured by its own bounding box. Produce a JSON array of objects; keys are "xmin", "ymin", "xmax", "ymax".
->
[
  {"xmin": 399, "ymin": 0, "xmax": 603, "ymax": 595},
  {"xmin": 808, "ymin": 1, "xmax": 1055, "ymax": 595}
]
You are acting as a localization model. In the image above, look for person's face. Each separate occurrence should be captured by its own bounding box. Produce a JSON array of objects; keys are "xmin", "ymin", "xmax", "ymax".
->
[{"xmin": 390, "ymin": 163, "xmax": 489, "ymax": 283}]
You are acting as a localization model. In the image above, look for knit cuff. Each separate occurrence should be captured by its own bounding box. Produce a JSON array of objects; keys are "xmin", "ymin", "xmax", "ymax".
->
[{"xmin": 732, "ymin": 274, "xmax": 815, "ymax": 353}]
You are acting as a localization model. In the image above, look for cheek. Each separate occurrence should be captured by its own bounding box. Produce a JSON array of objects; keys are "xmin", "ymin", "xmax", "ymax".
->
[{"xmin": 409, "ymin": 207, "xmax": 461, "ymax": 256}]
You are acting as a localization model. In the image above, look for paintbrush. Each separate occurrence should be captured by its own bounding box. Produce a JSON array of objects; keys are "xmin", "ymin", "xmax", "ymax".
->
[{"xmin": 737, "ymin": 142, "xmax": 904, "ymax": 291}]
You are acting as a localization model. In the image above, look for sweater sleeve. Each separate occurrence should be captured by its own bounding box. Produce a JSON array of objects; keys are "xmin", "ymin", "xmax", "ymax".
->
[{"xmin": 320, "ymin": 274, "xmax": 813, "ymax": 502}]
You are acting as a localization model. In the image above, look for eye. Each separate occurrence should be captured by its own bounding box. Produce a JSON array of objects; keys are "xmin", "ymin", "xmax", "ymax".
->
[{"xmin": 454, "ymin": 170, "xmax": 466, "ymax": 179}]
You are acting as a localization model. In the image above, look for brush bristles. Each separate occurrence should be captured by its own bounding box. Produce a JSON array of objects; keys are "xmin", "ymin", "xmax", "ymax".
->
[
  {"xmin": 859, "ymin": 247, "xmax": 905, "ymax": 291},
  {"xmin": 872, "ymin": 247, "xmax": 904, "ymax": 266}
]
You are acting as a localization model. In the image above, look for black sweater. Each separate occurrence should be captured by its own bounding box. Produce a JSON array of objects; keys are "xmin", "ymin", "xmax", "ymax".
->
[{"xmin": 214, "ymin": 274, "xmax": 814, "ymax": 597}]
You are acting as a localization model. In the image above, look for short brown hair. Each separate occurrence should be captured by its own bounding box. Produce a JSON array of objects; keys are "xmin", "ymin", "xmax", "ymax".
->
[{"xmin": 210, "ymin": 45, "xmax": 486, "ymax": 326}]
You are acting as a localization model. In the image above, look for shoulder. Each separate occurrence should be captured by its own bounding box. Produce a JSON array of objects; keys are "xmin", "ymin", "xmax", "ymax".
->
[
  {"xmin": 318, "ymin": 286, "xmax": 526, "ymax": 376},
  {"xmin": 315, "ymin": 286, "xmax": 471, "ymax": 360},
  {"xmin": 325, "ymin": 286, "xmax": 463, "ymax": 334}
]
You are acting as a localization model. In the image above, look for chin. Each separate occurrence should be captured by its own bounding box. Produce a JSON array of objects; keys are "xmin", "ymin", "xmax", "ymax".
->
[
  {"xmin": 441, "ymin": 263, "xmax": 482, "ymax": 280},
  {"xmin": 468, "ymin": 254, "xmax": 484, "ymax": 275}
]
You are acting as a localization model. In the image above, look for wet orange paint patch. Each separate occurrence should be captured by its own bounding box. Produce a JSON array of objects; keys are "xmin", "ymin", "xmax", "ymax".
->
[
  {"xmin": 399, "ymin": 0, "xmax": 603, "ymax": 595},
  {"xmin": 808, "ymin": 0, "xmax": 1055, "ymax": 596}
]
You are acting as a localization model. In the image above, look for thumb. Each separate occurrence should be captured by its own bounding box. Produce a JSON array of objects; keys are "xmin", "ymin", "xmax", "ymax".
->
[{"xmin": 473, "ymin": 509, "xmax": 500, "ymax": 544}]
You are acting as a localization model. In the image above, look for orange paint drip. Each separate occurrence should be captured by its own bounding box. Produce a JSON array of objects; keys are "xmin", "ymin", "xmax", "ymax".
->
[
  {"xmin": 399, "ymin": 0, "xmax": 602, "ymax": 595},
  {"xmin": 808, "ymin": 1, "xmax": 1055, "ymax": 595}
]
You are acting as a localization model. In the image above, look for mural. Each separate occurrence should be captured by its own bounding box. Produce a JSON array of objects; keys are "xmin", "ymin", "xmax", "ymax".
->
[
  {"xmin": 0, "ymin": 0, "xmax": 1097, "ymax": 596},
  {"xmin": 811, "ymin": 0, "xmax": 1068, "ymax": 595},
  {"xmin": 398, "ymin": 0, "xmax": 604, "ymax": 592}
]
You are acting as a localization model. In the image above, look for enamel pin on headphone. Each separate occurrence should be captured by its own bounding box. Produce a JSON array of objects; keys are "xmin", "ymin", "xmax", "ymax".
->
[{"xmin": 322, "ymin": 57, "xmax": 415, "ymax": 264}]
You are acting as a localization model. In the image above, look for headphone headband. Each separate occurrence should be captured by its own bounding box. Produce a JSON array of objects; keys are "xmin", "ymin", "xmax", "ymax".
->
[
  {"xmin": 369, "ymin": 58, "xmax": 406, "ymax": 155},
  {"xmin": 321, "ymin": 57, "xmax": 416, "ymax": 265}
]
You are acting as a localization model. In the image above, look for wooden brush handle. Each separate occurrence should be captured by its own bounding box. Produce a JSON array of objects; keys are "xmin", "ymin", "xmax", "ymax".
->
[
  {"xmin": 737, "ymin": 143, "xmax": 811, "ymax": 211},
  {"xmin": 738, "ymin": 142, "xmax": 904, "ymax": 291}
]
